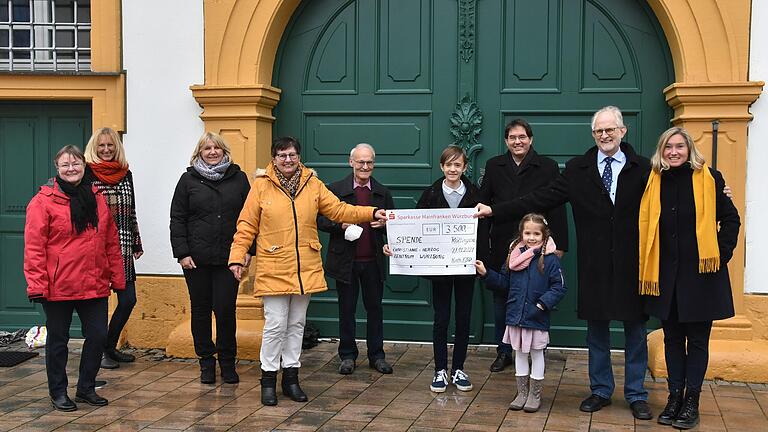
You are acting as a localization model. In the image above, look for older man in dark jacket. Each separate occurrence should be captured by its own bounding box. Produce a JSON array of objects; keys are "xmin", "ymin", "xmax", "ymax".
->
[
  {"xmin": 318, "ymin": 143, "xmax": 395, "ymax": 375},
  {"xmin": 479, "ymin": 118, "xmax": 569, "ymax": 372},
  {"xmin": 476, "ymin": 106, "xmax": 654, "ymax": 421}
]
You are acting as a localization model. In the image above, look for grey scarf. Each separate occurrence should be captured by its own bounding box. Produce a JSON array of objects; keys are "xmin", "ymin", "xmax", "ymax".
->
[{"xmin": 193, "ymin": 154, "xmax": 231, "ymax": 181}]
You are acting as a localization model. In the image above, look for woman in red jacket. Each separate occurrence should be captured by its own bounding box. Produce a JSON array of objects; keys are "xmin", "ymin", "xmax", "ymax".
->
[{"xmin": 24, "ymin": 145, "xmax": 125, "ymax": 412}]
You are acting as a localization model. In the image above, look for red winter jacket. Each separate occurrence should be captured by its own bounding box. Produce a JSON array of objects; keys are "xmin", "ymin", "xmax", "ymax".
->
[{"xmin": 24, "ymin": 178, "xmax": 125, "ymax": 301}]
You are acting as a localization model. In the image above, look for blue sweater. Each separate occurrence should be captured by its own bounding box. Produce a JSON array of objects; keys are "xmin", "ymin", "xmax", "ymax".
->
[{"xmin": 484, "ymin": 251, "xmax": 567, "ymax": 331}]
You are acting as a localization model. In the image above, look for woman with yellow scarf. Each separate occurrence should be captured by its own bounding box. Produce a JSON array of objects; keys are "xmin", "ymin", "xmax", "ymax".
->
[{"xmin": 638, "ymin": 127, "xmax": 740, "ymax": 429}]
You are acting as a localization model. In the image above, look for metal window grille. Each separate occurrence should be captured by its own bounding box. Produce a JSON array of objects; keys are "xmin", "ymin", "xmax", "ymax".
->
[{"xmin": 0, "ymin": 0, "xmax": 91, "ymax": 72}]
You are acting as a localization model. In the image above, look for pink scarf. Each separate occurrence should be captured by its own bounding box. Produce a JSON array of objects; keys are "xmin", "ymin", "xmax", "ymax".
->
[{"xmin": 508, "ymin": 237, "xmax": 557, "ymax": 271}]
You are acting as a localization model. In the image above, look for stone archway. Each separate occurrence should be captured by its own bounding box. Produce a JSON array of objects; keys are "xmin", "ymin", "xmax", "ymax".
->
[{"xmin": 187, "ymin": 0, "xmax": 767, "ymax": 380}]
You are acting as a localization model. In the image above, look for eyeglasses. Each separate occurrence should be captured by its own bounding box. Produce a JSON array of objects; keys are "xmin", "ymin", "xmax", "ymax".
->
[
  {"xmin": 275, "ymin": 153, "xmax": 299, "ymax": 161},
  {"xmin": 592, "ymin": 127, "xmax": 620, "ymax": 137},
  {"xmin": 57, "ymin": 162, "xmax": 83, "ymax": 170},
  {"xmin": 353, "ymin": 160, "xmax": 374, "ymax": 167},
  {"xmin": 507, "ymin": 134, "xmax": 529, "ymax": 142}
]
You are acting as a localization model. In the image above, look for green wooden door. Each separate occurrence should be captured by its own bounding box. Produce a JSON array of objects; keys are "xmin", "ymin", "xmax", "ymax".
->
[
  {"xmin": 273, "ymin": 0, "xmax": 673, "ymax": 347},
  {"xmin": 0, "ymin": 102, "xmax": 92, "ymax": 333}
]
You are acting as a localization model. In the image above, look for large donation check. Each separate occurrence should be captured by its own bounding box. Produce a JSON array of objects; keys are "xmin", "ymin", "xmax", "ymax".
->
[{"xmin": 385, "ymin": 208, "xmax": 478, "ymax": 276}]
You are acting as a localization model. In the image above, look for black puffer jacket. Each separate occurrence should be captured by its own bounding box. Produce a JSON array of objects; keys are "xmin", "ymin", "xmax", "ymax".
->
[{"xmin": 170, "ymin": 164, "xmax": 254, "ymax": 265}]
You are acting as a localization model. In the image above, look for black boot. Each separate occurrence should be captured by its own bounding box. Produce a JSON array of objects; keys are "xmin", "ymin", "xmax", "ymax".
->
[
  {"xmin": 219, "ymin": 359, "xmax": 240, "ymax": 384},
  {"xmin": 672, "ymin": 390, "xmax": 700, "ymax": 430},
  {"xmin": 200, "ymin": 357, "xmax": 216, "ymax": 384},
  {"xmin": 260, "ymin": 369, "xmax": 278, "ymax": 406},
  {"xmin": 657, "ymin": 388, "xmax": 684, "ymax": 425},
  {"xmin": 281, "ymin": 367, "xmax": 308, "ymax": 402}
]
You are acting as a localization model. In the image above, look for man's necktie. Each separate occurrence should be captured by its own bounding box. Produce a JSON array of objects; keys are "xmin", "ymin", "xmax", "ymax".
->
[{"xmin": 602, "ymin": 156, "xmax": 614, "ymax": 192}]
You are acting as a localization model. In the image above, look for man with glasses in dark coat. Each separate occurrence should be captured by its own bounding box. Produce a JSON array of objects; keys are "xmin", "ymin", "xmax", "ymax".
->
[{"xmin": 475, "ymin": 106, "xmax": 654, "ymax": 421}]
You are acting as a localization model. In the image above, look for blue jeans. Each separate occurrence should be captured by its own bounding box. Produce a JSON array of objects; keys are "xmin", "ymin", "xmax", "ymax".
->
[
  {"xmin": 493, "ymin": 291, "xmax": 512, "ymax": 354},
  {"xmin": 586, "ymin": 319, "xmax": 648, "ymax": 403}
]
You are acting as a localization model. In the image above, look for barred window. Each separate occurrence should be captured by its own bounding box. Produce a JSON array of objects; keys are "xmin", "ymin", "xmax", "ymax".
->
[{"xmin": 1, "ymin": 0, "xmax": 91, "ymax": 72}]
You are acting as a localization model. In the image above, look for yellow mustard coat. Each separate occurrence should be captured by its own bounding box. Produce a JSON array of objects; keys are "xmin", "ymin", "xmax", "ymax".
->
[{"xmin": 229, "ymin": 163, "xmax": 376, "ymax": 296}]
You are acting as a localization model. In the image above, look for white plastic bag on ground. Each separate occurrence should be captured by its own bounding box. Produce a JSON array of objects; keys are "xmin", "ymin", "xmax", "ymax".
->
[{"xmin": 25, "ymin": 326, "xmax": 46, "ymax": 348}]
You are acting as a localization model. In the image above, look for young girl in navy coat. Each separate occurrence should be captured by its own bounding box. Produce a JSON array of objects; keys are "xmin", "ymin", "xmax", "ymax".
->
[{"xmin": 475, "ymin": 213, "xmax": 567, "ymax": 412}]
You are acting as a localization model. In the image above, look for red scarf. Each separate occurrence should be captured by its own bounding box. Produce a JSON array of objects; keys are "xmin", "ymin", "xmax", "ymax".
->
[
  {"xmin": 508, "ymin": 237, "xmax": 557, "ymax": 271},
  {"xmin": 89, "ymin": 161, "xmax": 128, "ymax": 185}
]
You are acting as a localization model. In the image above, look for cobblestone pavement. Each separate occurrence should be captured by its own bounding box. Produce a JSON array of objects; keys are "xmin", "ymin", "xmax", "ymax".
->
[{"xmin": 1, "ymin": 340, "xmax": 767, "ymax": 431}]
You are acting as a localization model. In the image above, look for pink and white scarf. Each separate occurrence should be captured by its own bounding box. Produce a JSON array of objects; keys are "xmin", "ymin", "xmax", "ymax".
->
[{"xmin": 508, "ymin": 237, "xmax": 557, "ymax": 271}]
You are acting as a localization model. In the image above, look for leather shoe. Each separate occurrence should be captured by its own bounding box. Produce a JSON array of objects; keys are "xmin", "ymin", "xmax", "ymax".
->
[
  {"xmin": 106, "ymin": 348, "xmax": 135, "ymax": 363},
  {"xmin": 490, "ymin": 352, "xmax": 513, "ymax": 372},
  {"xmin": 370, "ymin": 358, "xmax": 393, "ymax": 374},
  {"xmin": 630, "ymin": 400, "xmax": 653, "ymax": 420},
  {"xmin": 50, "ymin": 394, "xmax": 77, "ymax": 412},
  {"xmin": 75, "ymin": 391, "xmax": 108, "ymax": 407},
  {"xmin": 579, "ymin": 394, "xmax": 611, "ymax": 412},
  {"xmin": 100, "ymin": 353, "xmax": 119, "ymax": 369},
  {"xmin": 339, "ymin": 359, "xmax": 355, "ymax": 375}
]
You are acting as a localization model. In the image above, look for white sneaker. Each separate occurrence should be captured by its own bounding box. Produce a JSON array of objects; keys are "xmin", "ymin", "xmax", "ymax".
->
[
  {"xmin": 430, "ymin": 369, "xmax": 449, "ymax": 392},
  {"xmin": 451, "ymin": 369, "xmax": 473, "ymax": 391}
]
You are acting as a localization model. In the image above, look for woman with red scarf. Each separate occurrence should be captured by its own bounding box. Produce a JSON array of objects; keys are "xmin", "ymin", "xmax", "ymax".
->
[{"xmin": 84, "ymin": 127, "xmax": 143, "ymax": 369}]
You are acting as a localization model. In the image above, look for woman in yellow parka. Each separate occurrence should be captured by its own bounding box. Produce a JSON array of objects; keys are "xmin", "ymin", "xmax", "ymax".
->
[{"xmin": 229, "ymin": 136, "xmax": 386, "ymax": 406}]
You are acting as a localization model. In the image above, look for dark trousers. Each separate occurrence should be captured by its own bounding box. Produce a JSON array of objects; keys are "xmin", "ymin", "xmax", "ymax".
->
[
  {"xmin": 493, "ymin": 291, "xmax": 513, "ymax": 354},
  {"xmin": 662, "ymin": 303, "xmax": 713, "ymax": 393},
  {"xmin": 183, "ymin": 265, "xmax": 239, "ymax": 364},
  {"xmin": 105, "ymin": 280, "xmax": 137, "ymax": 350},
  {"xmin": 42, "ymin": 298, "xmax": 108, "ymax": 396},
  {"xmin": 432, "ymin": 276, "xmax": 474, "ymax": 371},
  {"xmin": 337, "ymin": 261, "xmax": 385, "ymax": 362}
]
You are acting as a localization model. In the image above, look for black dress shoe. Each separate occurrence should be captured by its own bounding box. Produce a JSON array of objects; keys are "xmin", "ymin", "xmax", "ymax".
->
[
  {"xmin": 579, "ymin": 394, "xmax": 611, "ymax": 412},
  {"xmin": 339, "ymin": 359, "xmax": 355, "ymax": 375},
  {"xmin": 106, "ymin": 348, "xmax": 135, "ymax": 363},
  {"xmin": 50, "ymin": 394, "xmax": 77, "ymax": 412},
  {"xmin": 490, "ymin": 352, "xmax": 513, "ymax": 372},
  {"xmin": 75, "ymin": 391, "xmax": 108, "ymax": 407},
  {"xmin": 370, "ymin": 359, "xmax": 393, "ymax": 374},
  {"xmin": 630, "ymin": 400, "xmax": 653, "ymax": 420},
  {"xmin": 100, "ymin": 354, "xmax": 119, "ymax": 369}
]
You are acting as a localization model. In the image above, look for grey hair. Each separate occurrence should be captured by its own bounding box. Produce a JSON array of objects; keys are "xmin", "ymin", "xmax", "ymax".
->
[
  {"xmin": 591, "ymin": 106, "xmax": 625, "ymax": 130},
  {"xmin": 350, "ymin": 143, "xmax": 376, "ymax": 159}
]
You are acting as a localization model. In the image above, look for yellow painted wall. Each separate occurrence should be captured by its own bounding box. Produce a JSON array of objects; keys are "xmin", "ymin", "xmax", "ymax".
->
[{"xmin": 124, "ymin": 277, "xmax": 190, "ymax": 349}]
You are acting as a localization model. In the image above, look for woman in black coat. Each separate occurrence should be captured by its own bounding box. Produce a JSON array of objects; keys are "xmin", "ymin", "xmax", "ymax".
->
[
  {"xmin": 170, "ymin": 132, "xmax": 254, "ymax": 385},
  {"xmin": 639, "ymin": 127, "xmax": 740, "ymax": 429}
]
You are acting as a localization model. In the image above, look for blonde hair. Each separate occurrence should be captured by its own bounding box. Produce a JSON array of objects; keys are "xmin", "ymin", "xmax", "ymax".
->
[
  {"xmin": 650, "ymin": 127, "xmax": 705, "ymax": 173},
  {"xmin": 190, "ymin": 132, "xmax": 231, "ymax": 165},
  {"xmin": 84, "ymin": 127, "xmax": 128, "ymax": 167}
]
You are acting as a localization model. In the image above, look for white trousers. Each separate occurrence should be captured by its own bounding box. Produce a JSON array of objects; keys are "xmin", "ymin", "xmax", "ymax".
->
[{"xmin": 260, "ymin": 294, "xmax": 311, "ymax": 371}]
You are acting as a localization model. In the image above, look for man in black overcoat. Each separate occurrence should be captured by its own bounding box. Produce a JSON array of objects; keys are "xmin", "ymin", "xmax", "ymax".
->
[
  {"xmin": 478, "ymin": 118, "xmax": 569, "ymax": 372},
  {"xmin": 475, "ymin": 106, "xmax": 653, "ymax": 420},
  {"xmin": 317, "ymin": 143, "xmax": 395, "ymax": 375}
]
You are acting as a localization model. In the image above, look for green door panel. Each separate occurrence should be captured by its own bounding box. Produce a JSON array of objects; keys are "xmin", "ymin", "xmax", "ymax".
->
[
  {"xmin": 0, "ymin": 102, "xmax": 92, "ymax": 333},
  {"xmin": 274, "ymin": 0, "xmax": 672, "ymax": 348}
]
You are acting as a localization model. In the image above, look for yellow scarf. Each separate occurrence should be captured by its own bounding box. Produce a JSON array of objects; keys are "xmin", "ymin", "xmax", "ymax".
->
[{"xmin": 638, "ymin": 164, "xmax": 720, "ymax": 296}]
